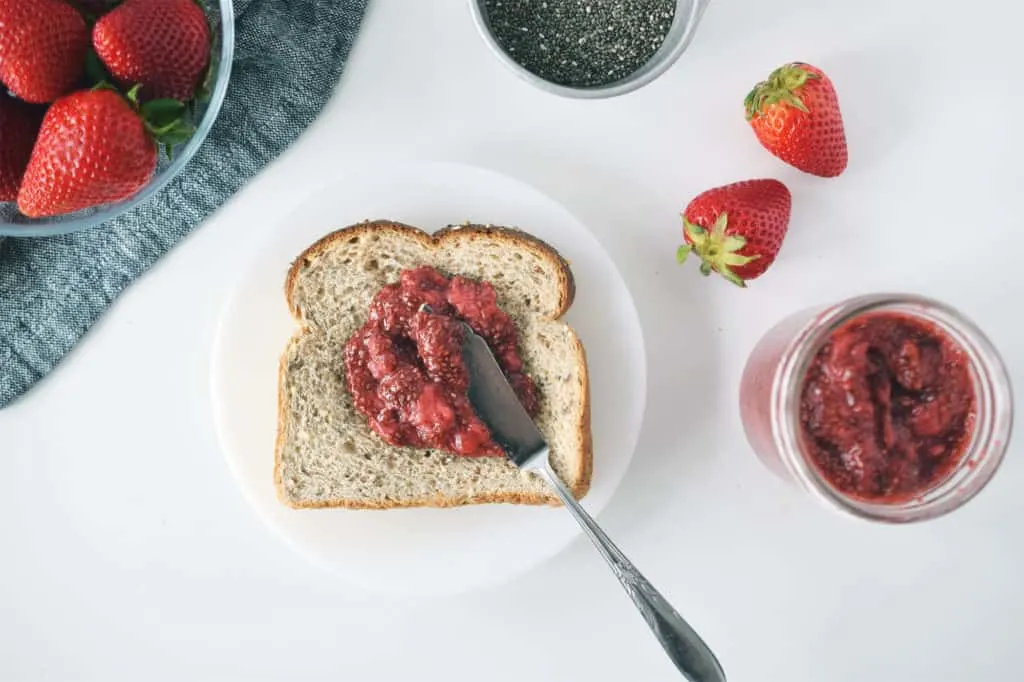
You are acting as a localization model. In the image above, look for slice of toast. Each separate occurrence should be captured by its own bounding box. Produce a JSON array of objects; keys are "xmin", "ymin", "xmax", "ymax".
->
[{"xmin": 275, "ymin": 220, "xmax": 592, "ymax": 509}]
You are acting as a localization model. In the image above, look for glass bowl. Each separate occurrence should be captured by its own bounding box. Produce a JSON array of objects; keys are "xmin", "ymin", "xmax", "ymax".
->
[{"xmin": 0, "ymin": 0, "xmax": 235, "ymax": 238}]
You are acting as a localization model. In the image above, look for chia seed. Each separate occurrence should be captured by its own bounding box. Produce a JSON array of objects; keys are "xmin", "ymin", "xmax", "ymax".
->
[{"xmin": 483, "ymin": 0, "xmax": 676, "ymax": 88}]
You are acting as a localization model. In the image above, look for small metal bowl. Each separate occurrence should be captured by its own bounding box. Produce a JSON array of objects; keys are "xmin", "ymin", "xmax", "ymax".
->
[{"xmin": 469, "ymin": 0, "xmax": 711, "ymax": 99}]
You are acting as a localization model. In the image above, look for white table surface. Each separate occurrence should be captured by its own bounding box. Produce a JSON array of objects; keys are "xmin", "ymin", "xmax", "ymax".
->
[{"xmin": 2, "ymin": 0, "xmax": 1022, "ymax": 680}]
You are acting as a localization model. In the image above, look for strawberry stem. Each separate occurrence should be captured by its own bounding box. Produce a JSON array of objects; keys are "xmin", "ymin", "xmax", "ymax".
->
[
  {"xmin": 136, "ymin": 95, "xmax": 195, "ymax": 149},
  {"xmin": 125, "ymin": 83, "xmax": 143, "ymax": 105},
  {"xmin": 679, "ymin": 213, "xmax": 758, "ymax": 288},
  {"xmin": 744, "ymin": 63, "xmax": 820, "ymax": 120}
]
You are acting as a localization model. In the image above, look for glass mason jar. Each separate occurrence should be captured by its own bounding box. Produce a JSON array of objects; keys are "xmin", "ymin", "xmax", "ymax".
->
[{"xmin": 740, "ymin": 294, "xmax": 1013, "ymax": 523}]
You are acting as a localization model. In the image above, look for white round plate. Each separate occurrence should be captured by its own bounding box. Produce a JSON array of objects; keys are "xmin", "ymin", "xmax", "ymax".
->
[{"xmin": 211, "ymin": 161, "xmax": 646, "ymax": 597}]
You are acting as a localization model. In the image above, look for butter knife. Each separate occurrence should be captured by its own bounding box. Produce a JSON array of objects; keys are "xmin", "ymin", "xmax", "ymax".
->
[{"xmin": 461, "ymin": 324, "xmax": 727, "ymax": 682}]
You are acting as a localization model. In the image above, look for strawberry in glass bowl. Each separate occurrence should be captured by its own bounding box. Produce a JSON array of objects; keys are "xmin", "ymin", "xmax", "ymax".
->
[{"xmin": 0, "ymin": 0, "xmax": 234, "ymax": 237}]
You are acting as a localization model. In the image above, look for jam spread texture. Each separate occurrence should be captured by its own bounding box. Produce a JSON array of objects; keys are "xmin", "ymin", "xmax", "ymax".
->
[
  {"xmin": 799, "ymin": 312, "xmax": 976, "ymax": 501},
  {"xmin": 344, "ymin": 266, "xmax": 538, "ymax": 457}
]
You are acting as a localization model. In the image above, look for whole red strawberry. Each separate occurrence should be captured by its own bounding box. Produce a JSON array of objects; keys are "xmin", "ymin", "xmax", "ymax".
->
[
  {"xmin": 93, "ymin": 0, "xmax": 211, "ymax": 102},
  {"xmin": 0, "ymin": 94, "xmax": 43, "ymax": 202},
  {"xmin": 744, "ymin": 63, "xmax": 848, "ymax": 178},
  {"xmin": 676, "ymin": 179, "xmax": 792, "ymax": 287},
  {"xmin": 17, "ymin": 89, "xmax": 157, "ymax": 218},
  {"xmin": 0, "ymin": 0, "xmax": 89, "ymax": 103}
]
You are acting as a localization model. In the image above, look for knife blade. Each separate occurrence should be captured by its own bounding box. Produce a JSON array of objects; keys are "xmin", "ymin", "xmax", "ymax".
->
[{"xmin": 460, "ymin": 323, "xmax": 547, "ymax": 469}]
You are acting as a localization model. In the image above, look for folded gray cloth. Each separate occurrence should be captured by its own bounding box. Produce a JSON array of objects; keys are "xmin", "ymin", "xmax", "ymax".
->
[{"xmin": 0, "ymin": 0, "xmax": 369, "ymax": 407}]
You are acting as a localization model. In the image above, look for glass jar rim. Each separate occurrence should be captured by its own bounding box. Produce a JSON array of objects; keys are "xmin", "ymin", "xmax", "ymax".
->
[{"xmin": 769, "ymin": 293, "xmax": 1014, "ymax": 523}]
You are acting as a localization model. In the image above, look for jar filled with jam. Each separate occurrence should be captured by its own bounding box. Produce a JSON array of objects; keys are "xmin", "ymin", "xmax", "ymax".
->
[{"xmin": 740, "ymin": 294, "xmax": 1013, "ymax": 522}]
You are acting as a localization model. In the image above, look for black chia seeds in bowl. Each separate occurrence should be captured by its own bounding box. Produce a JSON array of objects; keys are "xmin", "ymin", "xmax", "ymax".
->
[{"xmin": 470, "ymin": 0, "xmax": 711, "ymax": 98}]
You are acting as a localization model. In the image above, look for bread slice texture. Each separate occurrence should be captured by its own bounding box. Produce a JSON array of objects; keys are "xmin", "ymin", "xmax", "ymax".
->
[{"xmin": 275, "ymin": 220, "xmax": 592, "ymax": 509}]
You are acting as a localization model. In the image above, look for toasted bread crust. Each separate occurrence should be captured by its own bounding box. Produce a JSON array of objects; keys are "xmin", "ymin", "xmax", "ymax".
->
[
  {"xmin": 275, "ymin": 219, "xmax": 591, "ymax": 509},
  {"xmin": 284, "ymin": 220, "xmax": 576, "ymax": 323}
]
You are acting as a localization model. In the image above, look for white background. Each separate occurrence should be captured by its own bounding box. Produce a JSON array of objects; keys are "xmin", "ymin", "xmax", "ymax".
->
[{"xmin": 2, "ymin": 0, "xmax": 1022, "ymax": 680}]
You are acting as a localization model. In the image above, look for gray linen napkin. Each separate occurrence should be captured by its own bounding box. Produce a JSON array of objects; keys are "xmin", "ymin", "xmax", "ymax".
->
[{"xmin": 0, "ymin": 0, "xmax": 370, "ymax": 407}]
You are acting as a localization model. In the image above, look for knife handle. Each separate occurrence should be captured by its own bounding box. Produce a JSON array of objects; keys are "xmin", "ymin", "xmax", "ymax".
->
[{"xmin": 536, "ymin": 465, "xmax": 726, "ymax": 682}]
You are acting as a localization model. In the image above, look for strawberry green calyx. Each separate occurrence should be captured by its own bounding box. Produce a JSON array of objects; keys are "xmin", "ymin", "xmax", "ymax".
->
[
  {"xmin": 744, "ymin": 63, "xmax": 820, "ymax": 120},
  {"xmin": 676, "ymin": 212, "xmax": 759, "ymax": 288},
  {"xmin": 125, "ymin": 84, "xmax": 194, "ymax": 155}
]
